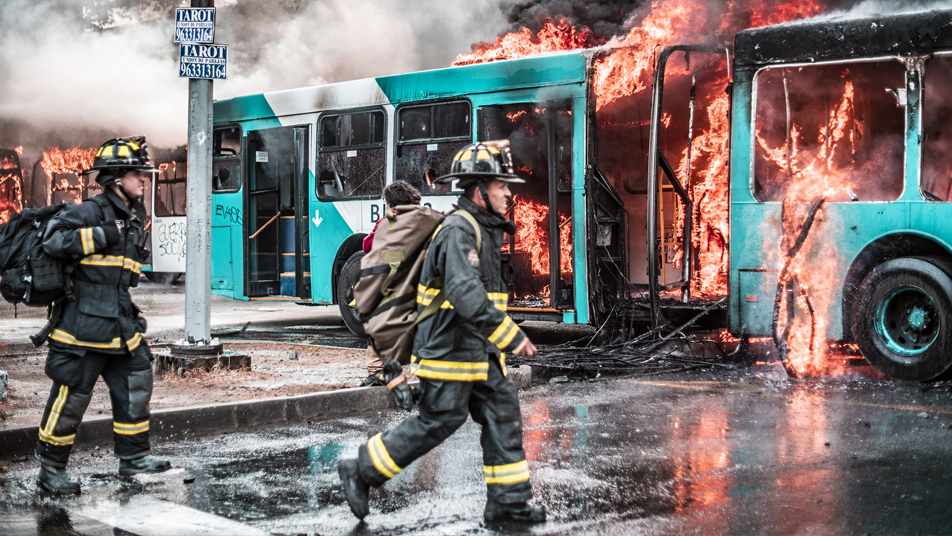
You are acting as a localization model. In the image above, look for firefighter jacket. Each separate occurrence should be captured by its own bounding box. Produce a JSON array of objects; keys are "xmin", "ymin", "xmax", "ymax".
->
[
  {"xmin": 41, "ymin": 189, "xmax": 151, "ymax": 358},
  {"xmin": 411, "ymin": 195, "xmax": 526, "ymax": 381}
]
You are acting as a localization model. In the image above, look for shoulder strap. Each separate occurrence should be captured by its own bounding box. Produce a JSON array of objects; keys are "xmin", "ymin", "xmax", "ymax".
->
[
  {"xmin": 452, "ymin": 210, "xmax": 482, "ymax": 253},
  {"xmin": 89, "ymin": 195, "xmax": 114, "ymax": 225},
  {"xmin": 411, "ymin": 211, "xmax": 482, "ymax": 327}
]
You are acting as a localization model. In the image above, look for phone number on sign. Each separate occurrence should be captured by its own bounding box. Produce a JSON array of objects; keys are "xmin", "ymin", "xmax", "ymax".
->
[{"xmin": 180, "ymin": 63, "xmax": 226, "ymax": 79}]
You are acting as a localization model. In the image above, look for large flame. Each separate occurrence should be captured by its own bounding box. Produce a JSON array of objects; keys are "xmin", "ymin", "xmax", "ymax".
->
[
  {"xmin": 510, "ymin": 196, "xmax": 573, "ymax": 278},
  {"xmin": 453, "ymin": 0, "xmax": 844, "ymax": 372},
  {"xmin": 41, "ymin": 146, "xmax": 97, "ymax": 179},
  {"xmin": 755, "ymin": 75, "xmax": 860, "ymax": 377}
]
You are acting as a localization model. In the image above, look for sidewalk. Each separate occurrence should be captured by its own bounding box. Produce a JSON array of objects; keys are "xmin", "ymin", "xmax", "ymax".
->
[{"xmin": 0, "ymin": 281, "xmax": 371, "ymax": 430}]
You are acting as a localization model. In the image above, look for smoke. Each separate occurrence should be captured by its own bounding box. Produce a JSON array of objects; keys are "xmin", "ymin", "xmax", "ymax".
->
[
  {"xmin": 0, "ymin": 0, "xmax": 508, "ymax": 150},
  {"xmin": 818, "ymin": 0, "xmax": 952, "ymax": 18}
]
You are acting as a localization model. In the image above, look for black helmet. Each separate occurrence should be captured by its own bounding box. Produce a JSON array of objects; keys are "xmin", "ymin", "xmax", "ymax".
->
[
  {"xmin": 87, "ymin": 136, "xmax": 157, "ymax": 185},
  {"xmin": 433, "ymin": 140, "xmax": 525, "ymax": 185}
]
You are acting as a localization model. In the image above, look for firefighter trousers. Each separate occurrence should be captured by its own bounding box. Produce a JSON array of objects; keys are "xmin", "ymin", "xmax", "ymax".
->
[
  {"xmin": 356, "ymin": 356, "xmax": 532, "ymax": 504},
  {"xmin": 36, "ymin": 347, "xmax": 154, "ymax": 467}
]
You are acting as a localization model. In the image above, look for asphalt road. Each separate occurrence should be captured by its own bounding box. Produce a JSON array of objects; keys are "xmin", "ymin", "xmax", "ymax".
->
[{"xmin": 2, "ymin": 365, "xmax": 951, "ymax": 535}]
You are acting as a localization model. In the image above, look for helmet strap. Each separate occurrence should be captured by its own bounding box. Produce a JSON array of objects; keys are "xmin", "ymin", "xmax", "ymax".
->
[{"xmin": 478, "ymin": 182, "xmax": 498, "ymax": 216}]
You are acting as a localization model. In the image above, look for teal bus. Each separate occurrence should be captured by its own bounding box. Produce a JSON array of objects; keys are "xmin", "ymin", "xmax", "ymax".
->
[
  {"xmin": 209, "ymin": 51, "xmax": 627, "ymax": 336},
  {"xmin": 209, "ymin": 8, "xmax": 952, "ymax": 381}
]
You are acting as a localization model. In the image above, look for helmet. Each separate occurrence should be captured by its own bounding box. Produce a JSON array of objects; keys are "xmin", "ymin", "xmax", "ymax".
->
[
  {"xmin": 87, "ymin": 136, "xmax": 157, "ymax": 185},
  {"xmin": 433, "ymin": 140, "xmax": 525, "ymax": 185}
]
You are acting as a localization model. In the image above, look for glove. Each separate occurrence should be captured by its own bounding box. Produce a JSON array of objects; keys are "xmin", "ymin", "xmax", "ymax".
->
[
  {"xmin": 100, "ymin": 224, "xmax": 121, "ymax": 246},
  {"xmin": 379, "ymin": 360, "xmax": 414, "ymax": 410},
  {"xmin": 135, "ymin": 316, "xmax": 148, "ymax": 334}
]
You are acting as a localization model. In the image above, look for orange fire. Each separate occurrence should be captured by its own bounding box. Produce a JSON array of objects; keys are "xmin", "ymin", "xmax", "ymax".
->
[
  {"xmin": 755, "ymin": 75, "xmax": 860, "ymax": 377},
  {"xmin": 14, "ymin": 146, "xmax": 23, "ymax": 155},
  {"xmin": 510, "ymin": 196, "xmax": 573, "ymax": 278},
  {"xmin": 454, "ymin": 0, "xmax": 824, "ymax": 299},
  {"xmin": 41, "ymin": 146, "xmax": 97, "ymax": 179},
  {"xmin": 0, "ymin": 157, "xmax": 17, "ymax": 170}
]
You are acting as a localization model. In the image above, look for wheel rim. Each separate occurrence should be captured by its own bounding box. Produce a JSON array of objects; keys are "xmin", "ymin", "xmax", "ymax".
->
[{"xmin": 874, "ymin": 285, "xmax": 939, "ymax": 358}]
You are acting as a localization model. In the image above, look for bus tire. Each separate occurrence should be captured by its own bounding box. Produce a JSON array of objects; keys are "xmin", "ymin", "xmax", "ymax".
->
[
  {"xmin": 338, "ymin": 251, "xmax": 366, "ymax": 337},
  {"xmin": 144, "ymin": 271, "xmax": 182, "ymax": 285},
  {"xmin": 851, "ymin": 257, "xmax": 952, "ymax": 381}
]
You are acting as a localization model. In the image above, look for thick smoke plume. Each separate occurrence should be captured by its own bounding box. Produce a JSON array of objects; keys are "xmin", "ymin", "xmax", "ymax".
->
[{"xmin": 0, "ymin": 0, "xmax": 507, "ymax": 150}]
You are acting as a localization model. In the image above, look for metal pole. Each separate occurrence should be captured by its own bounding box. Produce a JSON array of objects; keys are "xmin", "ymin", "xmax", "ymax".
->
[{"xmin": 184, "ymin": 0, "xmax": 214, "ymax": 344}]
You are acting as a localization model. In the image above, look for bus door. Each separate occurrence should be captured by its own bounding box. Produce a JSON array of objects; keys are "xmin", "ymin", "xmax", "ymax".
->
[
  {"xmin": 244, "ymin": 126, "xmax": 310, "ymax": 298},
  {"xmin": 478, "ymin": 100, "xmax": 577, "ymax": 317}
]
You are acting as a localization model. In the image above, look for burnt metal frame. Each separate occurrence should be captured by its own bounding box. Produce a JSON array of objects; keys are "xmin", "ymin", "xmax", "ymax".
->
[{"xmin": 647, "ymin": 45, "xmax": 730, "ymax": 328}]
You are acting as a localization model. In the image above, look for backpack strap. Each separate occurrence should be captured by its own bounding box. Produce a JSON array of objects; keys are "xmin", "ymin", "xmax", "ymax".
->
[
  {"xmin": 452, "ymin": 209, "xmax": 482, "ymax": 253},
  {"xmin": 412, "ymin": 210, "xmax": 483, "ymax": 327}
]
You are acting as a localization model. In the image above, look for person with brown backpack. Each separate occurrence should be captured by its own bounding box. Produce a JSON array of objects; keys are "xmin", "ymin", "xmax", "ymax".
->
[
  {"xmin": 359, "ymin": 180, "xmax": 421, "ymax": 387},
  {"xmin": 338, "ymin": 141, "xmax": 545, "ymax": 524}
]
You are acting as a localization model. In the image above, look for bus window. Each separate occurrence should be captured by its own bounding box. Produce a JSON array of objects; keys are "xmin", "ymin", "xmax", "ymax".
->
[
  {"xmin": 923, "ymin": 55, "xmax": 952, "ymax": 201},
  {"xmin": 213, "ymin": 126, "xmax": 241, "ymax": 193},
  {"xmin": 395, "ymin": 100, "xmax": 471, "ymax": 195},
  {"xmin": 753, "ymin": 61, "xmax": 905, "ymax": 203},
  {"xmin": 154, "ymin": 161, "xmax": 187, "ymax": 217},
  {"xmin": 317, "ymin": 110, "xmax": 386, "ymax": 199}
]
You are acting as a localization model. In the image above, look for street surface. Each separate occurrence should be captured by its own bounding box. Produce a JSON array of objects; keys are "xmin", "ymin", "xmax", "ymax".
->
[{"xmin": 2, "ymin": 365, "xmax": 951, "ymax": 535}]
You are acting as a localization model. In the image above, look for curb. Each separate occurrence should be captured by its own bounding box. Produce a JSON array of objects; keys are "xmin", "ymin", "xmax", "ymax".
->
[{"xmin": 0, "ymin": 366, "xmax": 532, "ymax": 459}]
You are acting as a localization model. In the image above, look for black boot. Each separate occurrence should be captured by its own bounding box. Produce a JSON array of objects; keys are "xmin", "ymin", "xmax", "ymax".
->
[
  {"xmin": 337, "ymin": 458, "xmax": 370, "ymax": 519},
  {"xmin": 119, "ymin": 455, "xmax": 171, "ymax": 476},
  {"xmin": 484, "ymin": 499, "xmax": 546, "ymax": 523},
  {"xmin": 37, "ymin": 463, "xmax": 81, "ymax": 495}
]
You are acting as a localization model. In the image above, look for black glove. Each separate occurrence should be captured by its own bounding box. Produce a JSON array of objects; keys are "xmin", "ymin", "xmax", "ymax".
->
[
  {"xmin": 135, "ymin": 316, "xmax": 148, "ymax": 334},
  {"xmin": 100, "ymin": 224, "xmax": 121, "ymax": 246},
  {"xmin": 379, "ymin": 360, "xmax": 414, "ymax": 410}
]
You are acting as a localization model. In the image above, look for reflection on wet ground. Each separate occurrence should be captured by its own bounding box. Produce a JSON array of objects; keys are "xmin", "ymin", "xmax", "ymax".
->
[{"xmin": 2, "ymin": 370, "xmax": 952, "ymax": 535}]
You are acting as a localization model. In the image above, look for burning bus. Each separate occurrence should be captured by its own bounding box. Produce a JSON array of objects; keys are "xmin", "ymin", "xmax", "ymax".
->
[{"xmin": 209, "ymin": 7, "xmax": 952, "ymax": 381}]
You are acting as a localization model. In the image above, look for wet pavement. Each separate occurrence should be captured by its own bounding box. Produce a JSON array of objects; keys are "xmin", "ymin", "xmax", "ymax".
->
[{"xmin": 2, "ymin": 365, "xmax": 952, "ymax": 535}]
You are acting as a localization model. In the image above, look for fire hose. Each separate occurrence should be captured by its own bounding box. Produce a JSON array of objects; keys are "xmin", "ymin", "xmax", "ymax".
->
[{"xmin": 771, "ymin": 196, "xmax": 826, "ymax": 378}]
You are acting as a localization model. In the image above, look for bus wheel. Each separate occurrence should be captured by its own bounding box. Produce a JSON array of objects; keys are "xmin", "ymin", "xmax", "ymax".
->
[
  {"xmin": 144, "ymin": 272, "xmax": 182, "ymax": 284},
  {"xmin": 851, "ymin": 257, "xmax": 952, "ymax": 380},
  {"xmin": 338, "ymin": 251, "xmax": 366, "ymax": 337}
]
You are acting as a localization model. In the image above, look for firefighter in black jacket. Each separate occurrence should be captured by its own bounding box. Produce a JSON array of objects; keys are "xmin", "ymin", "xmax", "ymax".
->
[
  {"xmin": 338, "ymin": 141, "xmax": 546, "ymax": 524},
  {"xmin": 34, "ymin": 137, "xmax": 170, "ymax": 495}
]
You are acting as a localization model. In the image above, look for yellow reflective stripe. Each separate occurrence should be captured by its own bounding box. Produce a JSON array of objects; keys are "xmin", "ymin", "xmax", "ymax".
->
[
  {"xmin": 50, "ymin": 329, "xmax": 123, "ymax": 349},
  {"xmin": 81, "ymin": 228, "xmax": 94, "ymax": 255},
  {"xmin": 43, "ymin": 385, "xmax": 68, "ymax": 436},
  {"xmin": 126, "ymin": 333, "xmax": 143, "ymax": 350},
  {"xmin": 38, "ymin": 428, "xmax": 75, "ymax": 446},
  {"xmin": 414, "ymin": 359, "xmax": 488, "ymax": 381},
  {"xmin": 484, "ymin": 460, "xmax": 530, "ymax": 485},
  {"xmin": 499, "ymin": 353, "xmax": 508, "ymax": 377},
  {"xmin": 80, "ymin": 255, "xmax": 142, "ymax": 274},
  {"xmin": 498, "ymin": 320, "xmax": 521, "ymax": 348},
  {"xmin": 113, "ymin": 420, "xmax": 149, "ymax": 435},
  {"xmin": 368, "ymin": 433, "xmax": 401, "ymax": 479},
  {"xmin": 123, "ymin": 258, "xmax": 142, "ymax": 274},
  {"xmin": 489, "ymin": 316, "xmax": 521, "ymax": 349},
  {"xmin": 488, "ymin": 292, "xmax": 508, "ymax": 312}
]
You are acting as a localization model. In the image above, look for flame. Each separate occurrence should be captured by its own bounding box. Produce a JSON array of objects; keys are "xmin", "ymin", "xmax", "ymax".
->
[
  {"xmin": 1, "ymin": 157, "xmax": 17, "ymax": 170},
  {"xmin": 454, "ymin": 0, "xmax": 825, "ymax": 300},
  {"xmin": 14, "ymin": 146, "xmax": 23, "ymax": 156},
  {"xmin": 754, "ymin": 73, "xmax": 861, "ymax": 377},
  {"xmin": 41, "ymin": 146, "xmax": 97, "ymax": 178},
  {"xmin": 510, "ymin": 196, "xmax": 573, "ymax": 278}
]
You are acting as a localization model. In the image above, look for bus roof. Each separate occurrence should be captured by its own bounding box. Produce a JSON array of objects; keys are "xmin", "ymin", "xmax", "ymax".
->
[
  {"xmin": 734, "ymin": 9, "xmax": 952, "ymax": 68},
  {"xmin": 214, "ymin": 50, "xmax": 590, "ymax": 123}
]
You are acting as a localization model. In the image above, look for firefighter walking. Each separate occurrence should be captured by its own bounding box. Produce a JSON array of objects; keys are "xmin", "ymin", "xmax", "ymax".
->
[
  {"xmin": 34, "ymin": 137, "xmax": 170, "ymax": 495},
  {"xmin": 338, "ymin": 141, "xmax": 546, "ymax": 524}
]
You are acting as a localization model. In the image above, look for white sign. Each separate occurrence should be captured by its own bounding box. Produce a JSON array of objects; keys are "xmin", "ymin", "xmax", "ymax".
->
[
  {"xmin": 174, "ymin": 8, "xmax": 216, "ymax": 44},
  {"xmin": 151, "ymin": 216, "xmax": 188, "ymax": 273},
  {"xmin": 179, "ymin": 43, "xmax": 228, "ymax": 80},
  {"xmin": 256, "ymin": 151, "xmax": 269, "ymax": 163}
]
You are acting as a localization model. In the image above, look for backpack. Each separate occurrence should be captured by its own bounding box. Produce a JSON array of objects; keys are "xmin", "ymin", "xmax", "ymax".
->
[
  {"xmin": 354, "ymin": 205, "xmax": 481, "ymax": 365},
  {"xmin": 0, "ymin": 196, "xmax": 111, "ymax": 308}
]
